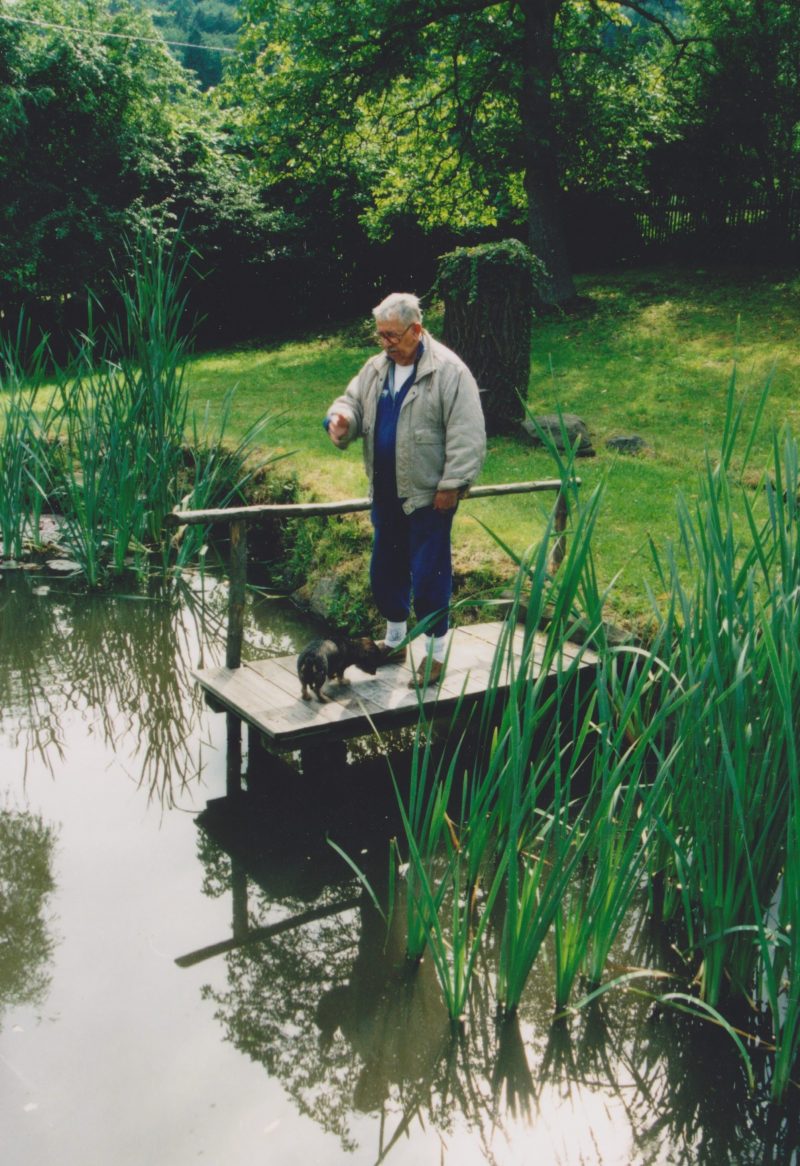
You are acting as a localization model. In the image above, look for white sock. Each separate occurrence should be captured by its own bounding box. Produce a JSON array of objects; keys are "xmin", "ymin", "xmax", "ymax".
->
[
  {"xmin": 385, "ymin": 620, "xmax": 407, "ymax": 647},
  {"xmin": 427, "ymin": 633, "xmax": 449, "ymax": 663}
]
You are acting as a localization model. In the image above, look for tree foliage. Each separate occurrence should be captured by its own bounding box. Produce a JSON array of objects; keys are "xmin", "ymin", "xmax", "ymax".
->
[
  {"xmin": 648, "ymin": 0, "xmax": 800, "ymax": 214},
  {"xmin": 224, "ymin": 0, "xmax": 680, "ymax": 305},
  {"xmin": 0, "ymin": 0, "xmax": 281, "ymax": 342},
  {"xmin": 2, "ymin": 0, "xmax": 798, "ymax": 341},
  {"xmin": 0, "ymin": 0, "xmax": 181, "ymax": 308}
]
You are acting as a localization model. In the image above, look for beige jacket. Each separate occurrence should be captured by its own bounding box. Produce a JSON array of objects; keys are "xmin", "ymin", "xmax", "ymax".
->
[{"xmin": 327, "ymin": 333, "xmax": 486, "ymax": 513}]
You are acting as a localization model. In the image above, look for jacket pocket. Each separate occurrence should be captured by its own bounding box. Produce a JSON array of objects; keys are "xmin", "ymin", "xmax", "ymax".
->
[
  {"xmin": 412, "ymin": 428, "xmax": 445, "ymax": 488},
  {"xmin": 414, "ymin": 427, "xmax": 443, "ymax": 444}
]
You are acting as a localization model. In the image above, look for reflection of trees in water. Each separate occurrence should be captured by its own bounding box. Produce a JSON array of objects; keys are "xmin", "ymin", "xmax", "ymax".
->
[
  {"xmin": 0, "ymin": 805, "xmax": 57, "ymax": 1017},
  {"xmin": 199, "ymin": 866, "xmax": 468, "ymax": 1156},
  {"xmin": 0, "ymin": 585, "xmax": 68, "ymax": 772},
  {"xmin": 0, "ymin": 576, "xmax": 225, "ymax": 803},
  {"xmin": 195, "ymin": 787, "xmax": 800, "ymax": 1166}
]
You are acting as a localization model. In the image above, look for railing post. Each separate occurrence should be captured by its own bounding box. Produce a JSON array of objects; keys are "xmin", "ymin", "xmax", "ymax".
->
[
  {"xmin": 548, "ymin": 488, "xmax": 569, "ymax": 574},
  {"xmin": 226, "ymin": 518, "xmax": 247, "ymax": 670}
]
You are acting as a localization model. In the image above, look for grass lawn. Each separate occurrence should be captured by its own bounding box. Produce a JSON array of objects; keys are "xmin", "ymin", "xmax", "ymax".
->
[{"xmin": 184, "ymin": 264, "xmax": 800, "ymax": 630}]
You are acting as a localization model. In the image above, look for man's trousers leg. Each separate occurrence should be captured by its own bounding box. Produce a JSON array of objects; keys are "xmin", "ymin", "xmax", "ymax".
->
[
  {"xmin": 370, "ymin": 497, "xmax": 412, "ymax": 623},
  {"xmin": 370, "ymin": 500, "xmax": 454, "ymax": 637}
]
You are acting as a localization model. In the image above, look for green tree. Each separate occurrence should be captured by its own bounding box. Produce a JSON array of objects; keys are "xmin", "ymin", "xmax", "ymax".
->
[
  {"xmin": 0, "ymin": 0, "xmax": 278, "ymax": 341},
  {"xmin": 0, "ymin": 0, "xmax": 191, "ymax": 311},
  {"xmin": 649, "ymin": 0, "xmax": 800, "ymax": 223},
  {"xmin": 225, "ymin": 0, "xmax": 682, "ymax": 306}
]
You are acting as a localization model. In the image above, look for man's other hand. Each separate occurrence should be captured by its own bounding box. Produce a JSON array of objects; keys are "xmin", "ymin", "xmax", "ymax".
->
[{"xmin": 433, "ymin": 489, "xmax": 460, "ymax": 511}]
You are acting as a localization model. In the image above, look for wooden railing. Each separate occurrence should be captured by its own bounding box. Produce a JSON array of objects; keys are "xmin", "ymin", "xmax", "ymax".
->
[{"xmin": 165, "ymin": 478, "xmax": 579, "ymax": 670}]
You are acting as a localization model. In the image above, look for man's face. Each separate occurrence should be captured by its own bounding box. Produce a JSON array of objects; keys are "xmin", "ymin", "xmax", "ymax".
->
[{"xmin": 376, "ymin": 317, "xmax": 422, "ymax": 364}]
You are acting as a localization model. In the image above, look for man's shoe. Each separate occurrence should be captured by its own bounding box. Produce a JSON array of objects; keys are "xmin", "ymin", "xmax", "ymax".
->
[
  {"xmin": 377, "ymin": 641, "xmax": 407, "ymax": 664},
  {"xmin": 407, "ymin": 659, "xmax": 444, "ymax": 689}
]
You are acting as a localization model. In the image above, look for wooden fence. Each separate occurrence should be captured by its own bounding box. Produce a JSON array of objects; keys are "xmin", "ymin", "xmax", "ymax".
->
[
  {"xmin": 165, "ymin": 479, "xmax": 578, "ymax": 670},
  {"xmin": 634, "ymin": 190, "xmax": 800, "ymax": 256}
]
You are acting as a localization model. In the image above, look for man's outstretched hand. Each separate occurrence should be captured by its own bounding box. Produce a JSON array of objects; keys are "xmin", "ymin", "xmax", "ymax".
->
[{"xmin": 327, "ymin": 412, "xmax": 350, "ymax": 446}]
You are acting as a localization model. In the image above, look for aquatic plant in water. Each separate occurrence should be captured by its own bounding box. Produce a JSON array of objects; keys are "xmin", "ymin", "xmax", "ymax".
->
[
  {"xmin": 0, "ymin": 226, "xmax": 284, "ymax": 587},
  {"xmin": 381, "ymin": 375, "xmax": 800, "ymax": 1098},
  {"xmin": 643, "ymin": 377, "xmax": 800, "ymax": 1099},
  {"xmin": 0, "ymin": 323, "xmax": 60, "ymax": 561}
]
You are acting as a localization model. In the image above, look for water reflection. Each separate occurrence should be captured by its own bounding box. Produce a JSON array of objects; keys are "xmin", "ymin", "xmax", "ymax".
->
[
  {"xmin": 0, "ymin": 573, "xmax": 308, "ymax": 803},
  {"xmin": 192, "ymin": 744, "xmax": 800, "ymax": 1166},
  {"xmin": 2, "ymin": 577, "xmax": 798, "ymax": 1164},
  {"xmin": 0, "ymin": 577, "xmax": 212, "ymax": 797},
  {"xmin": 0, "ymin": 805, "xmax": 57, "ymax": 1016}
]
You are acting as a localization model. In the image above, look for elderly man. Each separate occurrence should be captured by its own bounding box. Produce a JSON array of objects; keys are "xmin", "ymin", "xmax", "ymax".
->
[{"xmin": 325, "ymin": 292, "xmax": 486, "ymax": 687}]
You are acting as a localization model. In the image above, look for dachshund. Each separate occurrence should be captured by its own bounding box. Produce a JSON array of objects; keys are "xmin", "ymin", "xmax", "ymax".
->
[{"xmin": 297, "ymin": 635, "xmax": 382, "ymax": 702}]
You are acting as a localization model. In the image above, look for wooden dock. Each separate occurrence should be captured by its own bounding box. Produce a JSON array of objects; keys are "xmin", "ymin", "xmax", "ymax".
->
[{"xmin": 193, "ymin": 620, "xmax": 598, "ymax": 751}]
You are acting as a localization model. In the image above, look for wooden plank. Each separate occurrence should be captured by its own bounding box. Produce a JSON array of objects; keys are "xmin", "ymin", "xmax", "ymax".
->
[
  {"xmin": 192, "ymin": 621, "xmax": 596, "ymax": 750},
  {"xmin": 194, "ymin": 659, "xmax": 420, "ymax": 746},
  {"xmin": 267, "ymin": 654, "xmax": 416, "ymax": 718}
]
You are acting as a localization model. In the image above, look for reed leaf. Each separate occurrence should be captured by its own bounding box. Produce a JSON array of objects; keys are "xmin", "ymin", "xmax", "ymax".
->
[
  {"xmin": 391, "ymin": 701, "xmax": 464, "ymax": 963},
  {"xmin": 0, "ymin": 325, "xmax": 59, "ymax": 560}
]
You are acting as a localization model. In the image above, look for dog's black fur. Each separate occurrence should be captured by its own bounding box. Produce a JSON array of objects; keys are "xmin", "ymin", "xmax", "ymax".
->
[{"xmin": 297, "ymin": 635, "xmax": 382, "ymax": 702}]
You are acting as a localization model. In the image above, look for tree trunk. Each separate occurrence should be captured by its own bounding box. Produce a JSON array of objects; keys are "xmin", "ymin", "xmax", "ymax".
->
[
  {"xmin": 439, "ymin": 241, "xmax": 535, "ymax": 437},
  {"xmin": 519, "ymin": 0, "xmax": 577, "ymax": 307}
]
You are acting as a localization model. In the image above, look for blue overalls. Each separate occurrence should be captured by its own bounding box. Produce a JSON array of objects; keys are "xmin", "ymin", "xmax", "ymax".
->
[{"xmin": 369, "ymin": 349, "xmax": 453, "ymax": 638}]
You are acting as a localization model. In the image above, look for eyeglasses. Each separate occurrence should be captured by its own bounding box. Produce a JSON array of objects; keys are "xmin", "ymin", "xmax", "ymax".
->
[{"xmin": 372, "ymin": 323, "xmax": 415, "ymax": 345}]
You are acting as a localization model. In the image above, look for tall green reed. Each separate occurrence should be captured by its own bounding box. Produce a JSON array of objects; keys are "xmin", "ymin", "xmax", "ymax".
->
[
  {"xmin": 391, "ymin": 434, "xmax": 632, "ymax": 1021},
  {"xmin": 22, "ymin": 225, "xmax": 285, "ymax": 587},
  {"xmin": 386, "ymin": 699, "xmax": 501, "ymax": 1021},
  {"xmin": 0, "ymin": 322, "xmax": 61, "ymax": 560},
  {"xmin": 104, "ymin": 229, "xmax": 192, "ymax": 449},
  {"xmin": 641, "ymin": 372, "xmax": 800, "ymax": 1097},
  {"xmin": 567, "ymin": 641, "xmax": 687, "ymax": 1002},
  {"xmin": 487, "ymin": 476, "xmax": 611, "ymax": 1016},
  {"xmin": 93, "ymin": 229, "xmax": 197, "ymax": 564},
  {"xmin": 365, "ymin": 369, "xmax": 799, "ymax": 1092},
  {"xmin": 393, "ymin": 709, "xmax": 464, "ymax": 965},
  {"xmin": 647, "ymin": 382, "xmax": 793, "ymax": 1007},
  {"xmin": 739, "ymin": 431, "xmax": 800, "ymax": 1100},
  {"xmin": 496, "ymin": 712, "xmax": 595, "ymax": 1018},
  {"xmin": 404, "ymin": 459, "xmax": 609, "ymax": 1018},
  {"xmin": 56, "ymin": 375, "xmax": 116, "ymax": 587},
  {"xmin": 753, "ymin": 587, "xmax": 800, "ymax": 1102}
]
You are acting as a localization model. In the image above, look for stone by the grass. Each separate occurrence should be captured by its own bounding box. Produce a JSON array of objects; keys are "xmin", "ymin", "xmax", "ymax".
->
[
  {"xmin": 293, "ymin": 575, "xmax": 344, "ymax": 621},
  {"xmin": 606, "ymin": 434, "xmax": 649, "ymax": 455},
  {"xmin": 522, "ymin": 413, "xmax": 595, "ymax": 456}
]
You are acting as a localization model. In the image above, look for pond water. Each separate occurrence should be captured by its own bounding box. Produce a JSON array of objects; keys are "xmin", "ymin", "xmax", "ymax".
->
[{"xmin": 0, "ymin": 574, "xmax": 796, "ymax": 1166}]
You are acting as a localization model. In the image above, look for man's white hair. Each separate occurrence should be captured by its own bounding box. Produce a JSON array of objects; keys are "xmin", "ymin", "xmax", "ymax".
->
[{"xmin": 372, "ymin": 292, "xmax": 422, "ymax": 327}]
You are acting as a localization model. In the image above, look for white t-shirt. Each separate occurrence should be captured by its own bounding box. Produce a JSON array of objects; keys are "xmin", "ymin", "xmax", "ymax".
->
[{"xmin": 391, "ymin": 361, "xmax": 414, "ymax": 397}]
